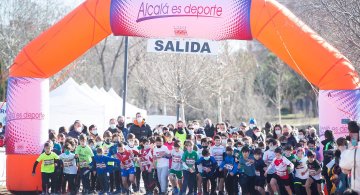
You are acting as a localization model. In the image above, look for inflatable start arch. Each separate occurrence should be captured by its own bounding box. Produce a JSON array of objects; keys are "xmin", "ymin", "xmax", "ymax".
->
[{"xmin": 6, "ymin": 0, "xmax": 360, "ymax": 191}]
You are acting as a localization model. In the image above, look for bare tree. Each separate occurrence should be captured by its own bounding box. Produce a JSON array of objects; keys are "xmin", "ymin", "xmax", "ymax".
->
[
  {"xmin": 293, "ymin": 0, "xmax": 360, "ymax": 69},
  {"xmin": 255, "ymin": 54, "xmax": 293, "ymax": 124},
  {"xmin": 134, "ymin": 52, "xmax": 213, "ymax": 121}
]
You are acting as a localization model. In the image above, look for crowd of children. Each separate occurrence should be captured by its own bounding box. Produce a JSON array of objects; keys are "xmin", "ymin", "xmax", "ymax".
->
[{"xmin": 32, "ymin": 118, "xmax": 360, "ymax": 195}]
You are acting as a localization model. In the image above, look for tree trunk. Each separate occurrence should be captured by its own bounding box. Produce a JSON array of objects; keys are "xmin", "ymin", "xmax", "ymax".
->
[
  {"xmin": 289, "ymin": 99, "xmax": 293, "ymax": 114},
  {"xmin": 277, "ymin": 76, "xmax": 282, "ymax": 124},
  {"xmin": 311, "ymin": 95, "xmax": 318, "ymax": 117},
  {"xmin": 217, "ymin": 95, "xmax": 223, "ymax": 122},
  {"xmin": 163, "ymin": 101, "xmax": 167, "ymax": 115}
]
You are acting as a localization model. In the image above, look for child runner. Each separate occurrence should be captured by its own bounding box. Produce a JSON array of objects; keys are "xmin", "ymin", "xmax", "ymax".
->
[
  {"xmin": 153, "ymin": 136, "xmax": 170, "ymax": 195},
  {"xmin": 220, "ymin": 146, "xmax": 238, "ymax": 195},
  {"xmin": 74, "ymin": 134, "xmax": 94, "ymax": 194},
  {"xmin": 265, "ymin": 147, "xmax": 294, "ymax": 195},
  {"xmin": 181, "ymin": 140, "xmax": 199, "ymax": 195},
  {"xmin": 91, "ymin": 147, "xmax": 120, "ymax": 195},
  {"xmin": 116, "ymin": 142, "xmax": 139, "ymax": 195},
  {"xmin": 210, "ymin": 135, "xmax": 226, "ymax": 195},
  {"xmin": 263, "ymin": 138, "xmax": 277, "ymax": 195},
  {"xmin": 253, "ymin": 148, "xmax": 267, "ymax": 195},
  {"xmin": 305, "ymin": 150, "xmax": 324, "ymax": 195},
  {"xmin": 238, "ymin": 146, "xmax": 256, "ymax": 195},
  {"xmin": 169, "ymin": 140, "xmax": 184, "ymax": 195},
  {"xmin": 195, "ymin": 137, "xmax": 209, "ymax": 195},
  {"xmin": 107, "ymin": 133, "xmax": 122, "ymax": 194},
  {"xmin": 101, "ymin": 131, "xmax": 113, "ymax": 156},
  {"xmin": 139, "ymin": 137, "xmax": 156, "ymax": 195},
  {"xmin": 59, "ymin": 143, "xmax": 78, "ymax": 195},
  {"xmin": 196, "ymin": 149, "xmax": 218, "ymax": 195},
  {"xmin": 32, "ymin": 142, "xmax": 59, "ymax": 194},
  {"xmin": 293, "ymin": 148, "xmax": 308, "ymax": 195},
  {"xmin": 125, "ymin": 133, "xmax": 141, "ymax": 193}
]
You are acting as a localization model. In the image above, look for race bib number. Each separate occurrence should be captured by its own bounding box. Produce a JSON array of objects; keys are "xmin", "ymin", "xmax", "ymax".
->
[
  {"xmin": 203, "ymin": 167, "xmax": 210, "ymax": 172},
  {"xmin": 173, "ymin": 156, "xmax": 181, "ymax": 163},
  {"xmin": 44, "ymin": 159, "xmax": 54, "ymax": 166},
  {"xmin": 224, "ymin": 164, "xmax": 233, "ymax": 170},
  {"xmin": 255, "ymin": 170, "xmax": 260, "ymax": 176},
  {"xmin": 63, "ymin": 161, "xmax": 73, "ymax": 167},
  {"xmin": 140, "ymin": 161, "xmax": 150, "ymax": 166},
  {"xmin": 156, "ymin": 151, "xmax": 165, "ymax": 158},
  {"xmin": 96, "ymin": 163, "xmax": 106, "ymax": 168},
  {"xmin": 276, "ymin": 171, "xmax": 287, "ymax": 177},
  {"xmin": 186, "ymin": 159, "xmax": 195, "ymax": 165},
  {"xmin": 245, "ymin": 161, "xmax": 253, "ymax": 166},
  {"xmin": 80, "ymin": 161, "xmax": 88, "ymax": 167}
]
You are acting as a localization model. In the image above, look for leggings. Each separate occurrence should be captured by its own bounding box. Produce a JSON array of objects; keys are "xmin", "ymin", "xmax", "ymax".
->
[{"xmin": 41, "ymin": 172, "xmax": 55, "ymax": 193}]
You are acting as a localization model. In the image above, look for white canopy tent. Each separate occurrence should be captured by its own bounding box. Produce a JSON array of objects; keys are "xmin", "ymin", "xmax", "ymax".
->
[
  {"xmin": 49, "ymin": 78, "xmax": 147, "ymax": 132},
  {"xmin": 50, "ymin": 78, "xmax": 108, "ymax": 132},
  {"xmin": 107, "ymin": 88, "xmax": 147, "ymax": 120}
]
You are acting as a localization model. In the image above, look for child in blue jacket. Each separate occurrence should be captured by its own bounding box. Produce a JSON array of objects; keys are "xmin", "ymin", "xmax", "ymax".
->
[
  {"xmin": 196, "ymin": 149, "xmax": 218, "ymax": 195},
  {"xmin": 238, "ymin": 145, "xmax": 256, "ymax": 195},
  {"xmin": 91, "ymin": 147, "xmax": 120, "ymax": 195},
  {"xmin": 219, "ymin": 146, "xmax": 238, "ymax": 195}
]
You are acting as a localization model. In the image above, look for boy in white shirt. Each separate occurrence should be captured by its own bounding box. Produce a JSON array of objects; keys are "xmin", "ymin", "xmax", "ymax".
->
[
  {"xmin": 265, "ymin": 147, "xmax": 294, "ymax": 195},
  {"xmin": 153, "ymin": 136, "xmax": 170, "ymax": 194}
]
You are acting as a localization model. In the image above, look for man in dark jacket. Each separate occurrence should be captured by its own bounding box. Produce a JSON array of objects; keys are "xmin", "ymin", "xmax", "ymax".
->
[
  {"xmin": 107, "ymin": 118, "xmax": 119, "ymax": 134},
  {"xmin": 116, "ymin": 116, "xmax": 129, "ymax": 141},
  {"xmin": 68, "ymin": 120, "xmax": 83, "ymax": 139},
  {"xmin": 204, "ymin": 118, "xmax": 215, "ymax": 138},
  {"xmin": 129, "ymin": 113, "xmax": 152, "ymax": 140},
  {"xmin": 251, "ymin": 126, "xmax": 266, "ymax": 143}
]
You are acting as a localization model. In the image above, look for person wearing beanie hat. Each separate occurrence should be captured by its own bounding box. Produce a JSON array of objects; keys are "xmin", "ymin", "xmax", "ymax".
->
[
  {"xmin": 245, "ymin": 118, "xmax": 257, "ymax": 138},
  {"xmin": 249, "ymin": 118, "xmax": 257, "ymax": 129}
]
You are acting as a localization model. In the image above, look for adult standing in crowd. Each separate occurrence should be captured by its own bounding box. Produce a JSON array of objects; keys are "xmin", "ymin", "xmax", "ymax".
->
[
  {"xmin": 251, "ymin": 126, "xmax": 265, "ymax": 143},
  {"xmin": 129, "ymin": 112, "xmax": 152, "ymax": 140},
  {"xmin": 116, "ymin": 116, "xmax": 129, "ymax": 141},
  {"xmin": 340, "ymin": 121, "xmax": 360, "ymax": 193},
  {"xmin": 173, "ymin": 120, "xmax": 188, "ymax": 144},
  {"xmin": 245, "ymin": 118, "xmax": 256, "ymax": 137},
  {"xmin": 283, "ymin": 124, "xmax": 297, "ymax": 147},
  {"xmin": 68, "ymin": 120, "xmax": 83, "ymax": 139},
  {"xmin": 107, "ymin": 118, "xmax": 119, "ymax": 134},
  {"xmin": 204, "ymin": 118, "xmax": 215, "ymax": 138},
  {"xmin": 264, "ymin": 122, "xmax": 272, "ymax": 137}
]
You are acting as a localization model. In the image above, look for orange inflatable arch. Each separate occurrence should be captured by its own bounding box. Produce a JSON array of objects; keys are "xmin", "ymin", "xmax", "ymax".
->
[{"xmin": 6, "ymin": 0, "xmax": 359, "ymax": 191}]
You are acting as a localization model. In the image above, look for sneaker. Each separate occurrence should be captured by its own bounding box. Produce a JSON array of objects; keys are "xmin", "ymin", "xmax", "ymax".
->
[
  {"xmin": 173, "ymin": 187, "xmax": 179, "ymax": 195},
  {"xmin": 113, "ymin": 189, "xmax": 122, "ymax": 194}
]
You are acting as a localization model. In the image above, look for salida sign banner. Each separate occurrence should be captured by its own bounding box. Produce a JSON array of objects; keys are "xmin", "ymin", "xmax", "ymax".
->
[
  {"xmin": 110, "ymin": 0, "xmax": 252, "ymax": 40},
  {"xmin": 147, "ymin": 39, "xmax": 219, "ymax": 55}
]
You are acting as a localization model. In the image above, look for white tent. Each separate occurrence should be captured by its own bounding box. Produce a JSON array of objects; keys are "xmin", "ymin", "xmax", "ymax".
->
[
  {"xmin": 49, "ymin": 78, "xmax": 148, "ymax": 133},
  {"xmin": 50, "ymin": 78, "xmax": 108, "ymax": 132},
  {"xmin": 107, "ymin": 88, "xmax": 147, "ymax": 120}
]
